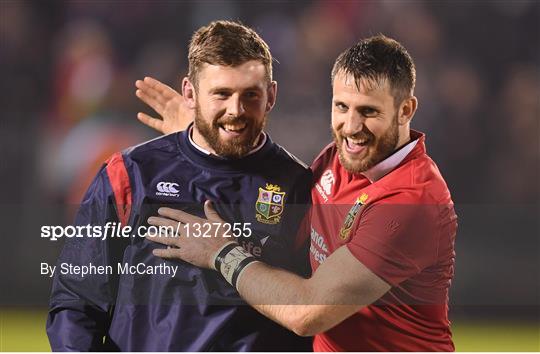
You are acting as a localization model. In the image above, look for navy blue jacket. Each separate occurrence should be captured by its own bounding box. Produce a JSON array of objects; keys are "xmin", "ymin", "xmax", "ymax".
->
[{"xmin": 47, "ymin": 130, "xmax": 312, "ymax": 351}]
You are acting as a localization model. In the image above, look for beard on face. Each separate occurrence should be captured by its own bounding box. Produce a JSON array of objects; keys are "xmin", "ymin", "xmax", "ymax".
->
[
  {"xmin": 194, "ymin": 102, "xmax": 267, "ymax": 159},
  {"xmin": 333, "ymin": 113, "xmax": 399, "ymax": 173}
]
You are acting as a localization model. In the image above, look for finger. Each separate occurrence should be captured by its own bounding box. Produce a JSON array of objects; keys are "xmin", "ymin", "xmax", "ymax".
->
[
  {"xmin": 135, "ymin": 89, "xmax": 166, "ymax": 109},
  {"xmin": 137, "ymin": 112, "xmax": 164, "ymax": 132},
  {"xmin": 136, "ymin": 89, "xmax": 164, "ymax": 112},
  {"xmin": 147, "ymin": 216, "xmax": 180, "ymax": 229},
  {"xmin": 136, "ymin": 80, "xmax": 169, "ymax": 106},
  {"xmin": 158, "ymin": 207, "xmax": 203, "ymax": 224},
  {"xmin": 204, "ymin": 200, "xmax": 223, "ymax": 223},
  {"xmin": 144, "ymin": 228, "xmax": 180, "ymax": 248},
  {"xmin": 147, "ymin": 215, "xmax": 191, "ymax": 239},
  {"xmin": 135, "ymin": 79, "xmax": 148, "ymax": 90},
  {"xmin": 143, "ymin": 76, "xmax": 177, "ymax": 98},
  {"xmin": 152, "ymin": 247, "xmax": 182, "ymax": 259},
  {"xmin": 135, "ymin": 79, "xmax": 160, "ymax": 97},
  {"xmin": 145, "ymin": 232, "xmax": 177, "ymax": 246}
]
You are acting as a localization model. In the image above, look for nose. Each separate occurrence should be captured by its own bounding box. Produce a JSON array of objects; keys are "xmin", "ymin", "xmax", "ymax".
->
[
  {"xmin": 341, "ymin": 113, "xmax": 365, "ymax": 136},
  {"xmin": 226, "ymin": 94, "xmax": 245, "ymax": 118}
]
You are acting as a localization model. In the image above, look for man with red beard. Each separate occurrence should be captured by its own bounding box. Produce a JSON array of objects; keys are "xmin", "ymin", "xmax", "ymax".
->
[
  {"xmin": 47, "ymin": 21, "xmax": 313, "ymax": 351},
  {"xmin": 141, "ymin": 34, "xmax": 457, "ymax": 351}
]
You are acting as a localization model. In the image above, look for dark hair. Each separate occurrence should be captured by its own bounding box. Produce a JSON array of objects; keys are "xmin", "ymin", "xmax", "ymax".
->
[
  {"xmin": 331, "ymin": 35, "xmax": 416, "ymax": 106},
  {"xmin": 188, "ymin": 20, "xmax": 272, "ymax": 89}
]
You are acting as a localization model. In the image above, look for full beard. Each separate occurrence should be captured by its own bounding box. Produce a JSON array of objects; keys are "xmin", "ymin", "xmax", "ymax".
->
[
  {"xmin": 333, "ymin": 114, "xmax": 399, "ymax": 173},
  {"xmin": 194, "ymin": 103, "xmax": 266, "ymax": 159}
]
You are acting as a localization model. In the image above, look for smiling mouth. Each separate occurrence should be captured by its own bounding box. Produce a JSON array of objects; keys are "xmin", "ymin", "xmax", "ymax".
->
[
  {"xmin": 219, "ymin": 122, "xmax": 248, "ymax": 135},
  {"xmin": 344, "ymin": 136, "xmax": 370, "ymax": 154}
]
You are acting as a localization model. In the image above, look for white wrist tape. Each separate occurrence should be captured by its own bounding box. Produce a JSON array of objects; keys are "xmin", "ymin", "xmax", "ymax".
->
[{"xmin": 213, "ymin": 242, "xmax": 259, "ymax": 288}]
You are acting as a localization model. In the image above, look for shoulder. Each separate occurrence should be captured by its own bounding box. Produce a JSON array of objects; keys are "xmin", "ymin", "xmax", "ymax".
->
[
  {"xmin": 310, "ymin": 142, "xmax": 337, "ymax": 179},
  {"xmin": 269, "ymin": 143, "xmax": 313, "ymax": 181},
  {"xmin": 277, "ymin": 145, "xmax": 309, "ymax": 170},
  {"xmin": 121, "ymin": 132, "xmax": 182, "ymax": 162},
  {"xmin": 102, "ymin": 132, "xmax": 184, "ymax": 184},
  {"xmin": 375, "ymin": 153, "xmax": 453, "ymax": 205},
  {"xmin": 362, "ymin": 153, "xmax": 456, "ymax": 243}
]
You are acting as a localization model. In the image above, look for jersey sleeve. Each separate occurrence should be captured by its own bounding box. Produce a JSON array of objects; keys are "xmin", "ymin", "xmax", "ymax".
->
[
  {"xmin": 346, "ymin": 196, "xmax": 440, "ymax": 287},
  {"xmin": 46, "ymin": 154, "xmax": 131, "ymax": 351}
]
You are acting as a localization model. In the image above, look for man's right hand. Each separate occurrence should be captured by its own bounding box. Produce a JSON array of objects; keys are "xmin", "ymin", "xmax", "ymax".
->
[{"xmin": 135, "ymin": 77, "xmax": 194, "ymax": 135}]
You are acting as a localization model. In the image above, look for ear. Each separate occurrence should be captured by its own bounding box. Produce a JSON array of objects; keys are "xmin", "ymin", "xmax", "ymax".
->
[
  {"xmin": 265, "ymin": 81, "xmax": 278, "ymax": 113},
  {"xmin": 182, "ymin": 77, "xmax": 197, "ymax": 109},
  {"xmin": 397, "ymin": 96, "xmax": 418, "ymax": 125}
]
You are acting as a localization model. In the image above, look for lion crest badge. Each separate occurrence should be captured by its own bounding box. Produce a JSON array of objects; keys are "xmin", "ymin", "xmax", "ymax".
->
[
  {"xmin": 256, "ymin": 183, "xmax": 286, "ymax": 225},
  {"xmin": 339, "ymin": 193, "xmax": 369, "ymax": 241}
]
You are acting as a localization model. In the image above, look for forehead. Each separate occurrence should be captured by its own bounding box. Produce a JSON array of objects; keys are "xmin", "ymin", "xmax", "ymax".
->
[
  {"xmin": 332, "ymin": 71, "xmax": 393, "ymax": 106},
  {"xmin": 197, "ymin": 60, "xmax": 267, "ymax": 90}
]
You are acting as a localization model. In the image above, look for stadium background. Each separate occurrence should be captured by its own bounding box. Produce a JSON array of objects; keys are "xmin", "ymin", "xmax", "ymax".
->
[{"xmin": 0, "ymin": 0, "xmax": 538, "ymax": 351}]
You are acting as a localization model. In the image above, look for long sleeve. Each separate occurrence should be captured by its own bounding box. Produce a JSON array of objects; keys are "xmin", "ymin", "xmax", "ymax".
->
[{"xmin": 46, "ymin": 164, "xmax": 126, "ymax": 351}]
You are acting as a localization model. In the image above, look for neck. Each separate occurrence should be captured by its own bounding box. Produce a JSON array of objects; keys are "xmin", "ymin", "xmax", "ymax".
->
[{"xmin": 395, "ymin": 126, "xmax": 411, "ymax": 151}]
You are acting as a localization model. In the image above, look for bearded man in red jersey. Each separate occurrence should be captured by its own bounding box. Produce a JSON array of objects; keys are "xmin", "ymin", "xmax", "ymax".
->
[{"xmin": 138, "ymin": 35, "xmax": 457, "ymax": 351}]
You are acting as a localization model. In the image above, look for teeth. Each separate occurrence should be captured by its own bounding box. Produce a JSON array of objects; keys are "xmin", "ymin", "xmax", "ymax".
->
[
  {"xmin": 346, "ymin": 137, "xmax": 366, "ymax": 145},
  {"xmin": 223, "ymin": 123, "xmax": 246, "ymax": 132}
]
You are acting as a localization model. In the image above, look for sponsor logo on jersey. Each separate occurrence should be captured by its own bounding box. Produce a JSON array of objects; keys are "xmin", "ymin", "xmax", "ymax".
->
[
  {"xmin": 255, "ymin": 183, "xmax": 285, "ymax": 225},
  {"xmin": 339, "ymin": 193, "xmax": 369, "ymax": 241},
  {"xmin": 156, "ymin": 181, "xmax": 180, "ymax": 197},
  {"xmin": 310, "ymin": 227, "xmax": 329, "ymax": 265},
  {"xmin": 320, "ymin": 170, "xmax": 335, "ymax": 195},
  {"xmin": 315, "ymin": 169, "xmax": 334, "ymax": 202}
]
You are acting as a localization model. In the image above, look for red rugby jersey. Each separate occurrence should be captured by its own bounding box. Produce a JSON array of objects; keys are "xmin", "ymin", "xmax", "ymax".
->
[{"xmin": 309, "ymin": 131, "xmax": 457, "ymax": 351}]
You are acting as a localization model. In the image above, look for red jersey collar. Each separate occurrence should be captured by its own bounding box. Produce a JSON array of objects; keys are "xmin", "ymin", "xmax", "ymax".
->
[{"xmin": 360, "ymin": 130, "xmax": 426, "ymax": 183}]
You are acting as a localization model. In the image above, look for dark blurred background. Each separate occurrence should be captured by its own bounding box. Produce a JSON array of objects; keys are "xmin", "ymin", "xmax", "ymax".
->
[{"xmin": 0, "ymin": 0, "xmax": 538, "ymax": 351}]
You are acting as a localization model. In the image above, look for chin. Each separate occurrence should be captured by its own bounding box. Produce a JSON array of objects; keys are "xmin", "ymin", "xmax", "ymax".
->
[
  {"xmin": 338, "ymin": 155, "xmax": 370, "ymax": 174},
  {"xmin": 337, "ymin": 146, "xmax": 370, "ymax": 172}
]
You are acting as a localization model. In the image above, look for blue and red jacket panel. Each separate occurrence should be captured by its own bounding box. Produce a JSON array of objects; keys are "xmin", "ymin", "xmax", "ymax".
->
[{"xmin": 47, "ymin": 130, "xmax": 313, "ymax": 351}]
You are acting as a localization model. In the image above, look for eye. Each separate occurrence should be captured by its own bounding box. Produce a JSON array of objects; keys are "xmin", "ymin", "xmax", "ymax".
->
[
  {"xmin": 335, "ymin": 102, "xmax": 348, "ymax": 112},
  {"xmin": 214, "ymin": 91, "xmax": 230, "ymax": 99},
  {"xmin": 361, "ymin": 107, "xmax": 378, "ymax": 117},
  {"xmin": 244, "ymin": 91, "xmax": 260, "ymax": 100}
]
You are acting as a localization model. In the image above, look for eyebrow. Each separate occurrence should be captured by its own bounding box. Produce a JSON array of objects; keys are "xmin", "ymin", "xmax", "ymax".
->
[
  {"xmin": 356, "ymin": 105, "xmax": 381, "ymax": 112},
  {"xmin": 209, "ymin": 87, "xmax": 231, "ymax": 94},
  {"xmin": 333, "ymin": 100, "xmax": 381, "ymax": 111},
  {"xmin": 209, "ymin": 85, "xmax": 263, "ymax": 93}
]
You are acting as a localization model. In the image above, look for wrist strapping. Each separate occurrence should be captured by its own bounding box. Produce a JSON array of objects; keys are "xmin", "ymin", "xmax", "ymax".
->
[{"xmin": 213, "ymin": 242, "xmax": 259, "ymax": 288}]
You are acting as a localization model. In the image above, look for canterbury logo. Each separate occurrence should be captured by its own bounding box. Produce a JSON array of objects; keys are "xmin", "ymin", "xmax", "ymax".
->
[
  {"xmin": 320, "ymin": 170, "xmax": 335, "ymax": 196},
  {"xmin": 156, "ymin": 182, "xmax": 180, "ymax": 197},
  {"xmin": 315, "ymin": 169, "xmax": 334, "ymax": 203}
]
